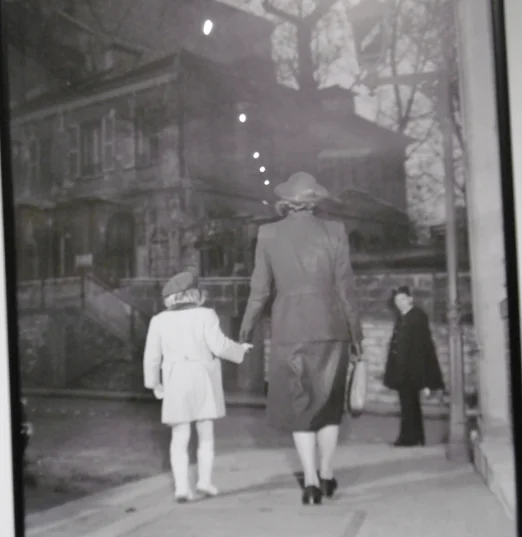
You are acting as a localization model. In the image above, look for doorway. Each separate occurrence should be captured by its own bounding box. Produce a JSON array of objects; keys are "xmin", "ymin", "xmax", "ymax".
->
[{"xmin": 104, "ymin": 212, "xmax": 135, "ymax": 280}]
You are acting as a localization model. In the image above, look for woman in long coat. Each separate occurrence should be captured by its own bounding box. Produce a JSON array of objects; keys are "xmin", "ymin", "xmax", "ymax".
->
[
  {"xmin": 239, "ymin": 172, "xmax": 363, "ymax": 505},
  {"xmin": 383, "ymin": 286, "xmax": 445, "ymax": 447}
]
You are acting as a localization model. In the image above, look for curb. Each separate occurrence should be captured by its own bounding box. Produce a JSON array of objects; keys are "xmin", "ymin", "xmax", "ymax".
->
[
  {"xmin": 22, "ymin": 388, "xmax": 266, "ymax": 408},
  {"xmin": 22, "ymin": 388, "xmax": 450, "ymax": 420}
]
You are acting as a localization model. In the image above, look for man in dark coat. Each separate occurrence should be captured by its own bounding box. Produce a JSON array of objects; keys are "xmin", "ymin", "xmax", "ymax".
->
[
  {"xmin": 239, "ymin": 172, "xmax": 363, "ymax": 505},
  {"xmin": 383, "ymin": 286, "xmax": 444, "ymax": 447}
]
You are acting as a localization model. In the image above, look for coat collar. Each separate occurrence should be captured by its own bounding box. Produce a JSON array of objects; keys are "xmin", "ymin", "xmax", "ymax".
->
[
  {"xmin": 285, "ymin": 210, "xmax": 314, "ymax": 219},
  {"xmin": 166, "ymin": 303, "xmax": 201, "ymax": 312}
]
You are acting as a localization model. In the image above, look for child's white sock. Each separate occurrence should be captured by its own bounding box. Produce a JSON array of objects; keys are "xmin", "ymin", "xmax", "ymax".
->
[
  {"xmin": 196, "ymin": 441, "xmax": 218, "ymax": 495},
  {"xmin": 195, "ymin": 420, "xmax": 218, "ymax": 496},
  {"xmin": 170, "ymin": 425, "xmax": 193, "ymax": 500}
]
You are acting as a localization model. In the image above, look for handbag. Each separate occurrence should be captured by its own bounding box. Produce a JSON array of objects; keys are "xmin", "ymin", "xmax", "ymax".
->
[{"xmin": 346, "ymin": 356, "xmax": 368, "ymax": 418}]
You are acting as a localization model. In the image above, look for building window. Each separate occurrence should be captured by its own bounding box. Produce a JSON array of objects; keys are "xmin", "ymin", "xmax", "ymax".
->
[
  {"xmin": 39, "ymin": 137, "xmax": 53, "ymax": 192},
  {"xmin": 80, "ymin": 120, "xmax": 103, "ymax": 176},
  {"xmin": 349, "ymin": 230, "xmax": 364, "ymax": 252},
  {"xmin": 363, "ymin": 156, "xmax": 384, "ymax": 195},
  {"xmin": 102, "ymin": 113, "xmax": 115, "ymax": 172},
  {"xmin": 77, "ymin": 114, "xmax": 114, "ymax": 176},
  {"xmin": 135, "ymin": 108, "xmax": 160, "ymax": 167},
  {"xmin": 26, "ymin": 139, "xmax": 39, "ymax": 187},
  {"xmin": 68, "ymin": 125, "xmax": 80, "ymax": 179},
  {"xmin": 319, "ymin": 156, "xmax": 352, "ymax": 193},
  {"xmin": 86, "ymin": 41, "xmax": 114, "ymax": 73}
]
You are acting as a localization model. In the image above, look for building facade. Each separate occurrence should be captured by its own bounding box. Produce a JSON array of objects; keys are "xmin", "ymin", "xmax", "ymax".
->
[{"xmin": 8, "ymin": 2, "xmax": 413, "ymax": 283}]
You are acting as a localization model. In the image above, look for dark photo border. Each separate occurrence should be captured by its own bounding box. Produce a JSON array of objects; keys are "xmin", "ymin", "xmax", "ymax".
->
[
  {"xmin": 490, "ymin": 0, "xmax": 522, "ymax": 530},
  {"xmin": 0, "ymin": 0, "xmax": 520, "ymax": 535},
  {"xmin": 0, "ymin": 2, "xmax": 27, "ymax": 537}
]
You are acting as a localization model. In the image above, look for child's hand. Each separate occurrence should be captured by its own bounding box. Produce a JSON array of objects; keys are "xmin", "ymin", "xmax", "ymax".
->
[
  {"xmin": 241, "ymin": 343, "xmax": 254, "ymax": 353},
  {"xmin": 153, "ymin": 385, "xmax": 164, "ymax": 400},
  {"xmin": 422, "ymin": 388, "xmax": 431, "ymax": 397}
]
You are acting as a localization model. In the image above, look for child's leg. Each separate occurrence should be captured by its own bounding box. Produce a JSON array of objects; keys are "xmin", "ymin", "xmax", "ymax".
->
[
  {"xmin": 195, "ymin": 420, "xmax": 217, "ymax": 495},
  {"xmin": 170, "ymin": 423, "xmax": 193, "ymax": 500}
]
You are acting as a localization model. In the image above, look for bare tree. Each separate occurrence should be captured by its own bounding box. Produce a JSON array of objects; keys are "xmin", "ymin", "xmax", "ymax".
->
[
  {"xmin": 257, "ymin": 1, "xmax": 463, "ymax": 222},
  {"xmin": 262, "ymin": 0, "xmax": 346, "ymax": 93},
  {"xmin": 363, "ymin": 0, "xmax": 464, "ymax": 228}
]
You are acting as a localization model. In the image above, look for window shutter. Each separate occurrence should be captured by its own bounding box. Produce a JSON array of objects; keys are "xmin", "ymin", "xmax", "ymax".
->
[
  {"xmin": 116, "ymin": 113, "xmax": 135, "ymax": 170},
  {"xmin": 68, "ymin": 125, "xmax": 80, "ymax": 179},
  {"xmin": 134, "ymin": 110, "xmax": 144, "ymax": 166},
  {"xmin": 102, "ymin": 111, "xmax": 115, "ymax": 172}
]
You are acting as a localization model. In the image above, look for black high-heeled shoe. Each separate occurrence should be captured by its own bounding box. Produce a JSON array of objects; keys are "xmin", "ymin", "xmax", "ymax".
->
[
  {"xmin": 301, "ymin": 485, "xmax": 322, "ymax": 505},
  {"xmin": 319, "ymin": 476, "xmax": 338, "ymax": 498}
]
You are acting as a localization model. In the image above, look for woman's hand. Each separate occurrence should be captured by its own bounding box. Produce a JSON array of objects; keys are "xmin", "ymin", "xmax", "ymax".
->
[
  {"xmin": 350, "ymin": 342, "xmax": 363, "ymax": 362},
  {"xmin": 153, "ymin": 385, "xmax": 164, "ymax": 400},
  {"xmin": 241, "ymin": 343, "xmax": 254, "ymax": 353}
]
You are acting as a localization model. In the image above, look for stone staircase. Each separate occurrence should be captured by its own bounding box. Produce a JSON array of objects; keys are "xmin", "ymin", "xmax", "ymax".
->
[
  {"xmin": 83, "ymin": 274, "xmax": 150, "ymax": 355},
  {"xmin": 17, "ymin": 270, "xmax": 152, "ymax": 362}
]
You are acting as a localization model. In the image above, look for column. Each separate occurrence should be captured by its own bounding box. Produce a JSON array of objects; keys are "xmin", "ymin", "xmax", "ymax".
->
[{"xmin": 456, "ymin": 0, "xmax": 509, "ymax": 429}]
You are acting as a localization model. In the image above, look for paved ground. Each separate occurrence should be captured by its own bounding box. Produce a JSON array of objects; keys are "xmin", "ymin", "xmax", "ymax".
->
[
  {"xmin": 25, "ymin": 444, "xmax": 515, "ymax": 537},
  {"xmin": 23, "ymin": 396, "xmax": 448, "ymax": 515}
]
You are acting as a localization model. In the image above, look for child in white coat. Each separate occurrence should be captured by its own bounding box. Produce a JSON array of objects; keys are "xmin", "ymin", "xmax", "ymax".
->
[{"xmin": 143, "ymin": 272, "xmax": 252, "ymax": 503}]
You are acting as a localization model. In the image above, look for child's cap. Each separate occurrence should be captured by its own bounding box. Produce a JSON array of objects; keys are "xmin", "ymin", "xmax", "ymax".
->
[{"xmin": 161, "ymin": 271, "xmax": 198, "ymax": 299}]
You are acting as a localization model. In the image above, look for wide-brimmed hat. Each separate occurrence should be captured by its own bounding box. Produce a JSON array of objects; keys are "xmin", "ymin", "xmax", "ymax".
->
[
  {"xmin": 161, "ymin": 271, "xmax": 198, "ymax": 299},
  {"xmin": 274, "ymin": 172, "xmax": 329, "ymax": 203}
]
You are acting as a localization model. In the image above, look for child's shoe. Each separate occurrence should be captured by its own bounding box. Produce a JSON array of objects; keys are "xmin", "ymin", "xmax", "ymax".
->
[
  {"xmin": 175, "ymin": 489, "xmax": 195, "ymax": 503},
  {"xmin": 196, "ymin": 483, "xmax": 219, "ymax": 497}
]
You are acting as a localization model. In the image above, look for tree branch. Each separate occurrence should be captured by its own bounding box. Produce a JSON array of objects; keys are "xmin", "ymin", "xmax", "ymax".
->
[
  {"xmin": 389, "ymin": 1, "xmax": 404, "ymax": 123},
  {"xmin": 307, "ymin": 0, "xmax": 338, "ymax": 26},
  {"xmin": 262, "ymin": 0, "xmax": 300, "ymax": 24}
]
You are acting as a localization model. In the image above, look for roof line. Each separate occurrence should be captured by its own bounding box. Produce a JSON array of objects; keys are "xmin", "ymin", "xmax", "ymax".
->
[
  {"xmin": 339, "ymin": 187, "xmax": 408, "ymax": 215},
  {"xmin": 11, "ymin": 70, "xmax": 176, "ymax": 125},
  {"xmin": 55, "ymin": 9, "xmax": 148, "ymax": 54},
  {"xmin": 11, "ymin": 48, "xmax": 240, "ymax": 124}
]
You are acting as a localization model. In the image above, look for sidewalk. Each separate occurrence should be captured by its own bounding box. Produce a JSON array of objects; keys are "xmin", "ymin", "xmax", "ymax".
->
[
  {"xmin": 25, "ymin": 444, "xmax": 516, "ymax": 537},
  {"xmin": 23, "ymin": 398, "xmax": 450, "ymax": 516}
]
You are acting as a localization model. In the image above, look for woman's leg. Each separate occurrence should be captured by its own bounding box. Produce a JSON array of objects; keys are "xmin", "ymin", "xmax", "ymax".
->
[
  {"xmin": 317, "ymin": 425, "xmax": 340, "ymax": 480},
  {"xmin": 170, "ymin": 423, "xmax": 192, "ymax": 499},
  {"xmin": 292, "ymin": 431, "xmax": 319, "ymax": 487},
  {"xmin": 195, "ymin": 420, "xmax": 218, "ymax": 495}
]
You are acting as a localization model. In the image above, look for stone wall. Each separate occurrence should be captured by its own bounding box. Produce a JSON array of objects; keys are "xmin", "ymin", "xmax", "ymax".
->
[
  {"xmin": 17, "ymin": 271, "xmax": 477, "ymax": 410},
  {"xmin": 354, "ymin": 271, "xmax": 473, "ymax": 323},
  {"xmin": 19, "ymin": 310, "xmax": 126, "ymax": 389},
  {"xmin": 17, "ymin": 277, "xmax": 83, "ymax": 311},
  {"xmin": 18, "ymin": 313, "xmax": 54, "ymax": 388},
  {"xmin": 121, "ymin": 270, "xmax": 473, "ymax": 321},
  {"xmin": 19, "ymin": 271, "xmax": 472, "ymax": 321},
  {"xmin": 263, "ymin": 319, "xmax": 478, "ymax": 411}
]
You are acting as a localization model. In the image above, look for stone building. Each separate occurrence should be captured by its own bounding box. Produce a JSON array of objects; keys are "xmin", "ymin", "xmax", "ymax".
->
[{"xmin": 7, "ymin": 0, "xmax": 413, "ymax": 283}]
